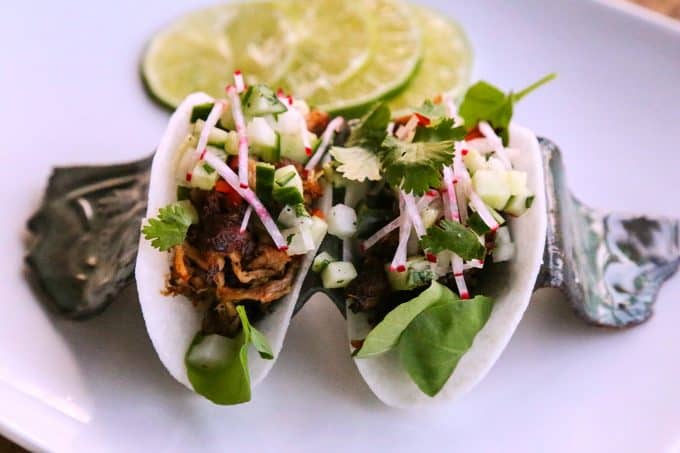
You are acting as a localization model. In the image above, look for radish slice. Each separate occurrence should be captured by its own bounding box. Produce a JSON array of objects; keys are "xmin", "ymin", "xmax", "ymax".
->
[
  {"xmin": 386, "ymin": 121, "xmax": 395, "ymax": 135},
  {"xmin": 402, "ymin": 191, "xmax": 425, "ymax": 238},
  {"xmin": 225, "ymin": 85, "xmax": 249, "ymax": 188},
  {"xmin": 239, "ymin": 205, "xmax": 253, "ymax": 233},
  {"xmin": 362, "ymin": 192, "xmax": 435, "ymax": 250},
  {"xmin": 389, "ymin": 197, "xmax": 410, "ymax": 272},
  {"xmin": 185, "ymin": 102, "xmax": 223, "ymax": 182},
  {"xmin": 203, "ymin": 151, "xmax": 287, "ymax": 250},
  {"xmin": 453, "ymin": 142, "xmax": 471, "ymax": 224},
  {"xmin": 305, "ymin": 116, "xmax": 345, "ymax": 172},
  {"xmin": 395, "ymin": 115, "xmax": 419, "ymax": 142},
  {"xmin": 464, "ymin": 258, "xmax": 485, "ymax": 270},
  {"xmin": 478, "ymin": 121, "xmax": 511, "ymax": 169},
  {"xmin": 441, "ymin": 166, "xmax": 460, "ymax": 221},
  {"xmin": 469, "ymin": 191, "xmax": 499, "ymax": 231},
  {"xmin": 451, "ymin": 254, "xmax": 469, "ymax": 299},
  {"xmin": 443, "ymin": 94, "xmax": 463, "ymax": 127},
  {"xmin": 233, "ymin": 70, "xmax": 245, "ymax": 93}
]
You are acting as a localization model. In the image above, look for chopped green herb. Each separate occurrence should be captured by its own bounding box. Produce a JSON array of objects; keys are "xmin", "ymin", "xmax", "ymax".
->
[
  {"xmin": 142, "ymin": 201, "xmax": 198, "ymax": 251},
  {"xmin": 420, "ymin": 219, "xmax": 486, "ymax": 261}
]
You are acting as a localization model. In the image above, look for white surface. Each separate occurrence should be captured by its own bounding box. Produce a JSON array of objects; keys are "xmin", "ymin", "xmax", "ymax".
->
[
  {"xmin": 0, "ymin": 0, "xmax": 679, "ymax": 451},
  {"xmin": 350, "ymin": 125, "xmax": 548, "ymax": 407}
]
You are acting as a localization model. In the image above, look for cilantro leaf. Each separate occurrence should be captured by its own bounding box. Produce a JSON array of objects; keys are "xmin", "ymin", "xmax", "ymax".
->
[
  {"xmin": 142, "ymin": 201, "xmax": 198, "ymax": 251},
  {"xmin": 459, "ymin": 74, "xmax": 556, "ymax": 144},
  {"xmin": 414, "ymin": 99, "xmax": 447, "ymax": 120},
  {"xmin": 346, "ymin": 103, "xmax": 391, "ymax": 150},
  {"xmin": 330, "ymin": 146, "xmax": 382, "ymax": 182},
  {"xmin": 380, "ymin": 135, "xmax": 454, "ymax": 195},
  {"xmin": 413, "ymin": 118, "xmax": 466, "ymax": 142},
  {"xmin": 420, "ymin": 219, "xmax": 486, "ymax": 261}
]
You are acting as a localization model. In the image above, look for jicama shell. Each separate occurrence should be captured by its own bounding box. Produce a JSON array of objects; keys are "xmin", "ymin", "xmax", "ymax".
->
[
  {"xmin": 136, "ymin": 93, "xmax": 327, "ymax": 393},
  {"xmin": 348, "ymin": 124, "xmax": 547, "ymax": 407}
]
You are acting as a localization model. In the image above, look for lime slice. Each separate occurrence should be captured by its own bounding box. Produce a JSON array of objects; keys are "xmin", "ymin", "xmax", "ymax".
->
[
  {"xmin": 300, "ymin": 0, "xmax": 422, "ymax": 116},
  {"xmin": 275, "ymin": 0, "xmax": 372, "ymax": 100},
  {"xmin": 142, "ymin": 2, "xmax": 297, "ymax": 108},
  {"xmin": 388, "ymin": 5, "xmax": 473, "ymax": 116}
]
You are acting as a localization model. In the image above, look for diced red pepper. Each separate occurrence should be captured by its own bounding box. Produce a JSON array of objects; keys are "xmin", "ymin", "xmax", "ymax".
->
[
  {"xmin": 311, "ymin": 208, "xmax": 325, "ymax": 219},
  {"xmin": 465, "ymin": 126, "xmax": 484, "ymax": 141},
  {"xmin": 414, "ymin": 112, "xmax": 431, "ymax": 126},
  {"xmin": 215, "ymin": 179, "xmax": 242, "ymax": 206}
]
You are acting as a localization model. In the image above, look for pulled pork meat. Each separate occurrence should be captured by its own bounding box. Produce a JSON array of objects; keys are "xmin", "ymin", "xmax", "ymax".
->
[{"xmin": 167, "ymin": 189, "xmax": 301, "ymax": 338}]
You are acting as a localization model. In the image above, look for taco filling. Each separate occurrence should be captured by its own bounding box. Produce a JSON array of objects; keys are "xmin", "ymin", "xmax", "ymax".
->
[
  {"xmin": 140, "ymin": 72, "xmax": 344, "ymax": 404},
  {"xmin": 315, "ymin": 75, "xmax": 554, "ymax": 402}
]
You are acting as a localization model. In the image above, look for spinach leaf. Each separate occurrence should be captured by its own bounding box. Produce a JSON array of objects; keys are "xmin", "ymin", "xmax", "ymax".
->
[
  {"xmin": 420, "ymin": 220, "xmax": 486, "ymax": 261},
  {"xmin": 185, "ymin": 306, "xmax": 273, "ymax": 405},
  {"xmin": 355, "ymin": 281, "xmax": 454, "ymax": 358},
  {"xmin": 398, "ymin": 295, "xmax": 494, "ymax": 397},
  {"xmin": 458, "ymin": 74, "xmax": 556, "ymax": 144}
]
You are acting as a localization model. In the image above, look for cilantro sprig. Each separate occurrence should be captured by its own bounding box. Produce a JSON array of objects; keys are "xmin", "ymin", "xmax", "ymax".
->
[
  {"xmin": 380, "ymin": 135, "xmax": 454, "ymax": 195},
  {"xmin": 459, "ymin": 73, "xmax": 556, "ymax": 144},
  {"xmin": 420, "ymin": 220, "xmax": 486, "ymax": 261},
  {"xmin": 142, "ymin": 200, "xmax": 198, "ymax": 251}
]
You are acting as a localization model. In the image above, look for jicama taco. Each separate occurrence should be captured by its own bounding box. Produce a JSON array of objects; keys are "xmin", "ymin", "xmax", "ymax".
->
[
  {"xmin": 137, "ymin": 72, "xmax": 344, "ymax": 404},
  {"xmin": 314, "ymin": 75, "xmax": 554, "ymax": 407}
]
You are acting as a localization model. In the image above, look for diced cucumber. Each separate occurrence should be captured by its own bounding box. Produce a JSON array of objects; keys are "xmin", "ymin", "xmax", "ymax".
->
[
  {"xmin": 309, "ymin": 215, "xmax": 328, "ymax": 247},
  {"xmin": 420, "ymin": 204, "xmax": 442, "ymax": 229},
  {"xmin": 255, "ymin": 162, "xmax": 275, "ymax": 203},
  {"xmin": 273, "ymin": 165, "xmax": 304, "ymax": 205},
  {"xmin": 504, "ymin": 191, "xmax": 535, "ymax": 216},
  {"xmin": 312, "ymin": 251, "xmax": 337, "ymax": 273},
  {"xmin": 279, "ymin": 130, "xmax": 319, "ymax": 163},
  {"xmin": 190, "ymin": 103, "xmax": 214, "ymax": 123},
  {"xmin": 468, "ymin": 212, "xmax": 492, "ymax": 235},
  {"xmin": 506, "ymin": 170, "xmax": 528, "ymax": 195},
  {"xmin": 219, "ymin": 107, "xmax": 235, "ymax": 130},
  {"xmin": 486, "ymin": 157, "xmax": 507, "ymax": 172},
  {"xmin": 327, "ymin": 204, "xmax": 357, "ymax": 239},
  {"xmin": 386, "ymin": 257, "xmax": 434, "ymax": 291},
  {"xmin": 223, "ymin": 130, "xmax": 239, "ymax": 155},
  {"xmin": 321, "ymin": 261, "xmax": 357, "ymax": 289},
  {"xmin": 462, "ymin": 148, "xmax": 487, "ymax": 173},
  {"xmin": 241, "ymin": 84, "xmax": 287, "ymax": 117},
  {"xmin": 187, "ymin": 146, "xmax": 226, "ymax": 190},
  {"xmin": 247, "ymin": 117, "xmax": 279, "ymax": 162},
  {"xmin": 272, "ymin": 110, "xmax": 299, "ymax": 135},
  {"xmin": 472, "ymin": 169, "xmax": 512, "ymax": 210},
  {"xmin": 277, "ymin": 203, "xmax": 310, "ymax": 228},
  {"xmin": 493, "ymin": 226, "xmax": 515, "ymax": 262},
  {"xmin": 176, "ymin": 185, "xmax": 191, "ymax": 201},
  {"xmin": 193, "ymin": 119, "xmax": 229, "ymax": 147},
  {"xmin": 282, "ymin": 222, "xmax": 316, "ymax": 256},
  {"xmin": 190, "ymin": 162, "xmax": 219, "ymax": 190}
]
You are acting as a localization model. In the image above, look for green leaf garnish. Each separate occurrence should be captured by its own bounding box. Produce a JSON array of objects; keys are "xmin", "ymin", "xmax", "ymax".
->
[
  {"xmin": 413, "ymin": 118, "xmax": 466, "ymax": 143},
  {"xmin": 420, "ymin": 219, "xmax": 486, "ymax": 261},
  {"xmin": 329, "ymin": 146, "xmax": 382, "ymax": 182},
  {"xmin": 459, "ymin": 73, "xmax": 556, "ymax": 144},
  {"xmin": 398, "ymin": 294, "xmax": 493, "ymax": 397},
  {"xmin": 185, "ymin": 306, "xmax": 274, "ymax": 405},
  {"xmin": 355, "ymin": 281, "xmax": 451, "ymax": 358},
  {"xmin": 141, "ymin": 201, "xmax": 198, "ymax": 251},
  {"xmin": 346, "ymin": 103, "xmax": 391, "ymax": 150},
  {"xmin": 380, "ymin": 135, "xmax": 454, "ymax": 195}
]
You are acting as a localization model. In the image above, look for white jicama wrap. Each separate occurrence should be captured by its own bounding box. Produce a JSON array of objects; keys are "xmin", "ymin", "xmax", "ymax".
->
[
  {"xmin": 136, "ymin": 93, "xmax": 329, "ymax": 393},
  {"xmin": 347, "ymin": 123, "xmax": 547, "ymax": 407}
]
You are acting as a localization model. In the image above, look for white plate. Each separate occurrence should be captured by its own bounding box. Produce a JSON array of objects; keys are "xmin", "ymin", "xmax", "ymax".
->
[{"xmin": 1, "ymin": 0, "xmax": 679, "ymax": 451}]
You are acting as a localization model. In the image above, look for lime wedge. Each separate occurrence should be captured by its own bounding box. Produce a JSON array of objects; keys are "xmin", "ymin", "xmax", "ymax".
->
[
  {"xmin": 274, "ymin": 0, "xmax": 372, "ymax": 100},
  {"xmin": 388, "ymin": 5, "xmax": 473, "ymax": 116},
  {"xmin": 304, "ymin": 0, "xmax": 422, "ymax": 116},
  {"xmin": 142, "ymin": 2, "xmax": 297, "ymax": 108}
]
